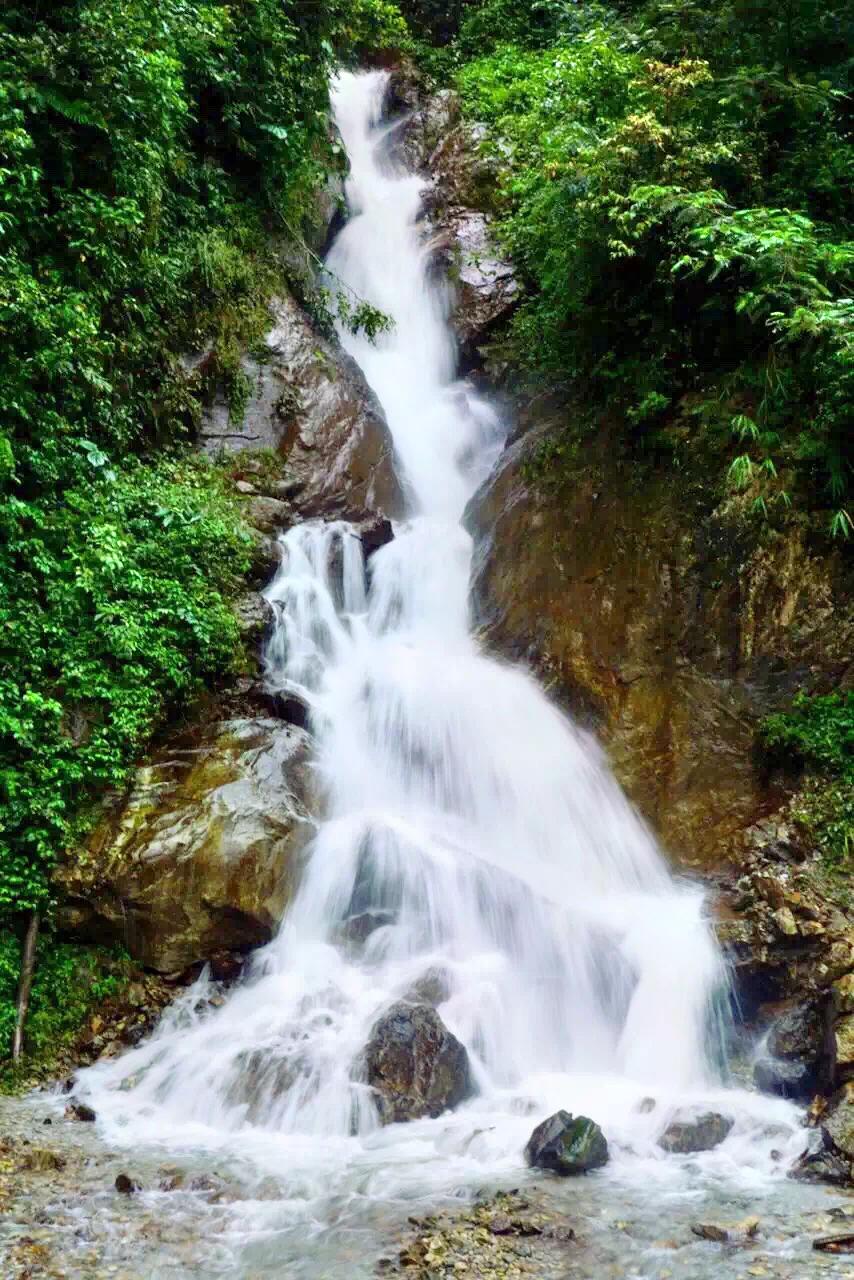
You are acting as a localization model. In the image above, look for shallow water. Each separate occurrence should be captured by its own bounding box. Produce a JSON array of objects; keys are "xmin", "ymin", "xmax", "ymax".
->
[{"xmin": 2, "ymin": 1093, "xmax": 854, "ymax": 1279}]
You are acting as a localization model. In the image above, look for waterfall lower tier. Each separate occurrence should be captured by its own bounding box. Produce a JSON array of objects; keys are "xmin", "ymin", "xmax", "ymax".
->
[{"xmin": 75, "ymin": 68, "xmax": 804, "ymax": 1228}]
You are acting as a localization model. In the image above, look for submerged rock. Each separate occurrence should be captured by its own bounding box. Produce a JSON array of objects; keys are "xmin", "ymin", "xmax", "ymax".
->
[
  {"xmin": 403, "ymin": 966, "xmax": 452, "ymax": 1008},
  {"xmin": 56, "ymin": 718, "xmax": 314, "ymax": 972},
  {"xmin": 360, "ymin": 1001, "xmax": 474, "ymax": 1124},
  {"xmin": 21, "ymin": 1147, "xmax": 67, "ymax": 1172},
  {"xmin": 524, "ymin": 1111, "xmax": 609, "ymax": 1175},
  {"xmin": 657, "ymin": 1110, "xmax": 733, "ymax": 1154}
]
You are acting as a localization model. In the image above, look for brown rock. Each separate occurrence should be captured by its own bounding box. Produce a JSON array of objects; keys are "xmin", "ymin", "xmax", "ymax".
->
[
  {"xmin": 56, "ymin": 719, "xmax": 313, "ymax": 972},
  {"xmin": 359, "ymin": 1001, "xmax": 474, "ymax": 1124}
]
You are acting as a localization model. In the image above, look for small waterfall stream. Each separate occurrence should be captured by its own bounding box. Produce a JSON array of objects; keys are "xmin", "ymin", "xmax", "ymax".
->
[{"xmin": 75, "ymin": 69, "xmax": 806, "ymax": 1258}]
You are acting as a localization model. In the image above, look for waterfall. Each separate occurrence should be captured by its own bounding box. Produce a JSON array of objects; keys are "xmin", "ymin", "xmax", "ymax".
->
[{"xmin": 76, "ymin": 70, "xmax": 802, "ymax": 1207}]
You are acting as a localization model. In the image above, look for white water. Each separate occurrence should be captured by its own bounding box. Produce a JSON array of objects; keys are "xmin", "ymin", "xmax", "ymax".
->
[{"xmin": 76, "ymin": 70, "xmax": 804, "ymax": 1233}]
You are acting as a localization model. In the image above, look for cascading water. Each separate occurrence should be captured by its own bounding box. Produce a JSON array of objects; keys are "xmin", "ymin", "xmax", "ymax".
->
[{"xmin": 76, "ymin": 69, "xmax": 805, "ymax": 1241}]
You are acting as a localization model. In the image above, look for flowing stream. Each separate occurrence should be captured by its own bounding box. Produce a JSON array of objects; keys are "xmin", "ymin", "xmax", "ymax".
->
[{"xmin": 69, "ymin": 69, "xmax": 818, "ymax": 1274}]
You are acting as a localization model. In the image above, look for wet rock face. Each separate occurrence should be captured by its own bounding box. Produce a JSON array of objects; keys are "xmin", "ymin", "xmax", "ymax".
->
[
  {"xmin": 359, "ymin": 1001, "xmax": 474, "ymax": 1124},
  {"xmin": 234, "ymin": 591, "xmax": 275, "ymax": 647},
  {"xmin": 198, "ymin": 292, "xmax": 404, "ymax": 523},
  {"xmin": 466, "ymin": 411, "xmax": 854, "ymax": 869},
  {"xmin": 794, "ymin": 1085, "xmax": 854, "ymax": 1184},
  {"xmin": 524, "ymin": 1111, "xmax": 609, "ymax": 1175},
  {"xmin": 754, "ymin": 999, "xmax": 834, "ymax": 1100},
  {"xmin": 437, "ymin": 209, "xmax": 518, "ymax": 369},
  {"xmin": 56, "ymin": 718, "xmax": 314, "ymax": 972},
  {"xmin": 657, "ymin": 1110, "xmax": 734, "ymax": 1154},
  {"xmin": 388, "ymin": 86, "xmax": 518, "ymax": 367}
]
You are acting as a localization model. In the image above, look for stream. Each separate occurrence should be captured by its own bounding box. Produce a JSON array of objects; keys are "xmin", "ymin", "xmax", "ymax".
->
[{"xmin": 3, "ymin": 69, "xmax": 852, "ymax": 1279}]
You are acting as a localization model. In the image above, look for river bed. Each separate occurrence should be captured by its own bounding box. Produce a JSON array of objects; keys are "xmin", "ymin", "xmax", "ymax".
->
[{"xmin": 3, "ymin": 1092, "xmax": 854, "ymax": 1279}]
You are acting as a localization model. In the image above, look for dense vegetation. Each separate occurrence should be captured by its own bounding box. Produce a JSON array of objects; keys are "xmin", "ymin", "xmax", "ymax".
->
[
  {"xmin": 0, "ymin": 0, "xmax": 406, "ymax": 1058},
  {"xmin": 411, "ymin": 0, "xmax": 853, "ymax": 536},
  {"xmin": 0, "ymin": 934, "xmax": 130, "ymax": 1086}
]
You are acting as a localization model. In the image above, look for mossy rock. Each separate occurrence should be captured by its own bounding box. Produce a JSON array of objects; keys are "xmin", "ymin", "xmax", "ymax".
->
[{"xmin": 524, "ymin": 1110, "xmax": 609, "ymax": 1175}]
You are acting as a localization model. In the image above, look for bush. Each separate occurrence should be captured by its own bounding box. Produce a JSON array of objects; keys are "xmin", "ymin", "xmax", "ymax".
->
[
  {"xmin": 761, "ymin": 692, "xmax": 854, "ymax": 867},
  {"xmin": 451, "ymin": 0, "xmax": 853, "ymax": 533}
]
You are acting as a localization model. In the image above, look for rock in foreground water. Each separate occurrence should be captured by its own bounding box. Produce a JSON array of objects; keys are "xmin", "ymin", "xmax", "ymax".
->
[
  {"xmin": 658, "ymin": 1110, "xmax": 734, "ymax": 1154},
  {"xmin": 360, "ymin": 1001, "xmax": 474, "ymax": 1124},
  {"xmin": 524, "ymin": 1111, "xmax": 609, "ymax": 1175}
]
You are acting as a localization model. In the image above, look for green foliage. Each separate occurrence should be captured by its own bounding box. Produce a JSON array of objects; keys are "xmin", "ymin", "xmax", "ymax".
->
[
  {"xmin": 761, "ymin": 692, "xmax": 854, "ymax": 868},
  {"xmin": 0, "ymin": 457, "xmax": 250, "ymax": 916},
  {"xmin": 0, "ymin": 931, "xmax": 130, "ymax": 1073},
  {"xmin": 0, "ymin": 0, "xmax": 407, "ymax": 947},
  {"xmin": 761, "ymin": 692, "xmax": 854, "ymax": 778},
  {"xmin": 449, "ymin": 0, "xmax": 853, "ymax": 531}
]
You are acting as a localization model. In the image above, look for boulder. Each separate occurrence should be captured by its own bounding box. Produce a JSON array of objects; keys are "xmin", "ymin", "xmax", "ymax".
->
[
  {"xmin": 793, "ymin": 1085, "xmax": 854, "ymax": 1185},
  {"xmin": 243, "ymin": 495, "xmax": 289, "ymax": 535},
  {"xmin": 658, "ymin": 1110, "xmax": 734, "ymax": 1154},
  {"xmin": 246, "ymin": 528, "xmax": 282, "ymax": 587},
  {"xmin": 56, "ymin": 718, "xmax": 313, "ymax": 972},
  {"xmin": 524, "ymin": 1111, "xmax": 609, "ymax": 1175},
  {"xmin": 198, "ymin": 291, "xmax": 404, "ymax": 523},
  {"xmin": 359, "ymin": 1001, "xmax": 474, "ymax": 1124},
  {"xmin": 65, "ymin": 1101, "xmax": 96, "ymax": 1122},
  {"xmin": 234, "ymin": 591, "xmax": 275, "ymax": 644},
  {"xmin": 753, "ymin": 999, "xmax": 833, "ymax": 1100}
]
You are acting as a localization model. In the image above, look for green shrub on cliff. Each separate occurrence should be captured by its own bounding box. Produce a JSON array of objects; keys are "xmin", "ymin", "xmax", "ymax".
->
[
  {"xmin": 761, "ymin": 693, "xmax": 854, "ymax": 867},
  {"xmin": 450, "ymin": 0, "xmax": 853, "ymax": 534}
]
